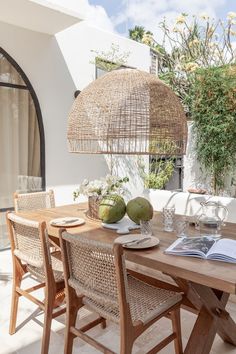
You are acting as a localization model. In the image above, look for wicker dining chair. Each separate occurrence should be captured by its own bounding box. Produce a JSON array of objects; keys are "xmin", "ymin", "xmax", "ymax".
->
[
  {"xmin": 6, "ymin": 212, "xmax": 65, "ymax": 354},
  {"xmin": 59, "ymin": 230, "xmax": 183, "ymax": 354},
  {"xmin": 14, "ymin": 190, "xmax": 55, "ymax": 212}
]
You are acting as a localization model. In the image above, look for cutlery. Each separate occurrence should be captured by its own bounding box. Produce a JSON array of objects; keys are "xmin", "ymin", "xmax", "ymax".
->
[
  {"xmin": 123, "ymin": 237, "xmax": 151, "ymax": 247},
  {"xmin": 52, "ymin": 219, "xmax": 78, "ymax": 225}
]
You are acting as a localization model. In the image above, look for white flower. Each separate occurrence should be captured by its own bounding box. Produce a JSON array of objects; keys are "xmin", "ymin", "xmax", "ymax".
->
[
  {"xmin": 227, "ymin": 12, "xmax": 236, "ymax": 20},
  {"xmin": 73, "ymin": 175, "xmax": 129, "ymax": 198},
  {"xmin": 200, "ymin": 12, "xmax": 209, "ymax": 20}
]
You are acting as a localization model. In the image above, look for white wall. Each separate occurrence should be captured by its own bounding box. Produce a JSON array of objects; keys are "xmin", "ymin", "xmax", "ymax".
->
[
  {"xmin": 0, "ymin": 20, "xmax": 151, "ymax": 206},
  {"xmin": 56, "ymin": 21, "xmax": 151, "ymax": 89},
  {"xmin": 55, "ymin": 21, "xmax": 151, "ymax": 200},
  {"xmin": 0, "ymin": 21, "xmax": 109, "ymax": 206},
  {"xmin": 146, "ymin": 189, "xmax": 236, "ymax": 223}
]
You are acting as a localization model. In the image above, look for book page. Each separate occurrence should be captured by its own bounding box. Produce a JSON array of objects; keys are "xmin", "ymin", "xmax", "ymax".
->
[
  {"xmin": 207, "ymin": 238, "xmax": 236, "ymax": 260},
  {"xmin": 165, "ymin": 237, "xmax": 216, "ymax": 258}
]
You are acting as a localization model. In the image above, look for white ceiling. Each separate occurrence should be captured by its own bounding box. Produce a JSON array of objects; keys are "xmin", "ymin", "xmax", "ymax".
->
[{"xmin": 0, "ymin": 0, "xmax": 82, "ymax": 35}]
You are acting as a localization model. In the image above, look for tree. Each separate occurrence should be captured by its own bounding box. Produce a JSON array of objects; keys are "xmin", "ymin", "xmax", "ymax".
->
[{"xmin": 129, "ymin": 25, "xmax": 146, "ymax": 42}]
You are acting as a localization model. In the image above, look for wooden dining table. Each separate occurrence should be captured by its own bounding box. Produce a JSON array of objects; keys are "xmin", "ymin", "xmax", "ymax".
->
[{"xmin": 16, "ymin": 203, "xmax": 236, "ymax": 354}]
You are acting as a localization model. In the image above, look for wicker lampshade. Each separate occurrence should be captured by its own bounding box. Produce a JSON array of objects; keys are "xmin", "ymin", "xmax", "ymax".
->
[{"xmin": 67, "ymin": 69, "xmax": 187, "ymax": 155}]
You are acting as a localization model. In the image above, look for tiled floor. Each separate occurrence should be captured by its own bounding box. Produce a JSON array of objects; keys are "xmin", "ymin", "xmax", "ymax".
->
[{"xmin": 1, "ymin": 249, "xmax": 236, "ymax": 354}]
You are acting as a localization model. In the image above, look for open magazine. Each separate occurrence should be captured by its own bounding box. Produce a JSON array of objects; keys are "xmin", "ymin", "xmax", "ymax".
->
[{"xmin": 165, "ymin": 237, "xmax": 236, "ymax": 263}]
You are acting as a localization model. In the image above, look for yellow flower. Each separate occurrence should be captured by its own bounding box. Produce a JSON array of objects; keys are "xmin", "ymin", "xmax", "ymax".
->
[
  {"xmin": 185, "ymin": 62, "xmax": 199, "ymax": 72},
  {"xmin": 175, "ymin": 14, "xmax": 187, "ymax": 25},
  {"xmin": 173, "ymin": 26, "xmax": 180, "ymax": 32},
  {"xmin": 142, "ymin": 34, "xmax": 153, "ymax": 46},
  {"xmin": 207, "ymin": 26, "xmax": 214, "ymax": 36},
  {"xmin": 230, "ymin": 29, "xmax": 236, "ymax": 36},
  {"xmin": 189, "ymin": 38, "xmax": 200, "ymax": 47},
  {"xmin": 209, "ymin": 42, "xmax": 216, "ymax": 48},
  {"xmin": 227, "ymin": 12, "xmax": 236, "ymax": 20},
  {"xmin": 200, "ymin": 12, "xmax": 209, "ymax": 20}
]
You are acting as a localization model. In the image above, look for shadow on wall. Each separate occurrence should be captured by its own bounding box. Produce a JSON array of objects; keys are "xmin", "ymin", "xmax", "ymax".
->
[{"xmin": 105, "ymin": 155, "xmax": 147, "ymax": 199}]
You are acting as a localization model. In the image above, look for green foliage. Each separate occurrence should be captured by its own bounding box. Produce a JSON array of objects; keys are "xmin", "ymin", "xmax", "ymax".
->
[
  {"xmin": 129, "ymin": 25, "xmax": 163, "ymax": 53},
  {"xmin": 91, "ymin": 43, "xmax": 130, "ymax": 72},
  {"xmin": 189, "ymin": 65, "xmax": 236, "ymax": 194},
  {"xmin": 157, "ymin": 14, "xmax": 236, "ymax": 113},
  {"xmin": 129, "ymin": 26, "xmax": 146, "ymax": 42},
  {"xmin": 145, "ymin": 159, "xmax": 175, "ymax": 189},
  {"xmin": 138, "ymin": 157, "xmax": 175, "ymax": 189}
]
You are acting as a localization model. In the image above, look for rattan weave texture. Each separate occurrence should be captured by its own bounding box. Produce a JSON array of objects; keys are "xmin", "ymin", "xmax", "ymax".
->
[
  {"xmin": 8, "ymin": 213, "xmax": 63, "ymax": 282},
  {"xmin": 62, "ymin": 232, "xmax": 182, "ymax": 325},
  {"xmin": 14, "ymin": 190, "xmax": 55, "ymax": 212},
  {"xmin": 67, "ymin": 69, "xmax": 187, "ymax": 155}
]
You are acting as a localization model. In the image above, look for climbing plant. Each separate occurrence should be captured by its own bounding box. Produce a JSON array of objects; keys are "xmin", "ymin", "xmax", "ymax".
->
[{"xmin": 189, "ymin": 65, "xmax": 236, "ymax": 194}]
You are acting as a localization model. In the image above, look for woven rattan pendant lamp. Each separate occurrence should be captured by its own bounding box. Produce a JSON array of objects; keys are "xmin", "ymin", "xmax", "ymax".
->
[{"xmin": 67, "ymin": 69, "xmax": 187, "ymax": 155}]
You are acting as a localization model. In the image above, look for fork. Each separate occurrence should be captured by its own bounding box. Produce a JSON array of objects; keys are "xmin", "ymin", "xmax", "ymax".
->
[{"xmin": 123, "ymin": 237, "xmax": 151, "ymax": 247}]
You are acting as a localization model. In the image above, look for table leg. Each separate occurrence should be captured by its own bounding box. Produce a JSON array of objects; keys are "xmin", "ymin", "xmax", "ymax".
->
[
  {"xmin": 173, "ymin": 278, "xmax": 236, "ymax": 354},
  {"xmin": 191, "ymin": 283, "xmax": 236, "ymax": 346}
]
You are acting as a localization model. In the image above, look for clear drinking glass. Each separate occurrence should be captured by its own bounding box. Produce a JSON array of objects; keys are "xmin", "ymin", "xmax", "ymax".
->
[
  {"xmin": 162, "ymin": 206, "xmax": 175, "ymax": 232},
  {"xmin": 175, "ymin": 217, "xmax": 189, "ymax": 238},
  {"xmin": 140, "ymin": 220, "xmax": 152, "ymax": 237}
]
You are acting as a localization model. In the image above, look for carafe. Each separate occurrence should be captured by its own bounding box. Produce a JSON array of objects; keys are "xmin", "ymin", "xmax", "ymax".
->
[{"xmin": 196, "ymin": 201, "xmax": 228, "ymax": 238}]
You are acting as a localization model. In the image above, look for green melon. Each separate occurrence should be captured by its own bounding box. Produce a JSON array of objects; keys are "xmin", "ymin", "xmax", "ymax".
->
[
  {"xmin": 126, "ymin": 197, "xmax": 153, "ymax": 224},
  {"xmin": 98, "ymin": 195, "xmax": 126, "ymax": 223}
]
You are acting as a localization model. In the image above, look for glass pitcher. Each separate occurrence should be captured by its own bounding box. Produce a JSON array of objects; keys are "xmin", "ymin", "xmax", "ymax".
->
[{"xmin": 196, "ymin": 201, "xmax": 228, "ymax": 239}]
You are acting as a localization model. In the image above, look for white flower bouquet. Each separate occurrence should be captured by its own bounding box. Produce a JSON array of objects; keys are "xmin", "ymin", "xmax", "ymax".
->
[{"xmin": 73, "ymin": 175, "xmax": 129, "ymax": 200}]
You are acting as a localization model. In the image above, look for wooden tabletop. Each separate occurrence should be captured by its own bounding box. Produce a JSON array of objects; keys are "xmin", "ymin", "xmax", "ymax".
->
[{"xmin": 16, "ymin": 203, "xmax": 236, "ymax": 295}]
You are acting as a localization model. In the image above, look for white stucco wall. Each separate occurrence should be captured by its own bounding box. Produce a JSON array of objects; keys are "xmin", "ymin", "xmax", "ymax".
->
[
  {"xmin": 55, "ymin": 21, "xmax": 151, "ymax": 89},
  {"xmin": 0, "ymin": 20, "xmax": 151, "ymax": 206},
  {"xmin": 55, "ymin": 21, "xmax": 151, "ymax": 200},
  {"xmin": 146, "ymin": 189, "xmax": 236, "ymax": 223}
]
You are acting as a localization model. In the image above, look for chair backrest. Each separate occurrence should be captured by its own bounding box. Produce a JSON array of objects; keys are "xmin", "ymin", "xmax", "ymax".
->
[
  {"xmin": 7, "ymin": 212, "xmax": 50, "ymax": 271},
  {"xmin": 14, "ymin": 190, "xmax": 55, "ymax": 212},
  {"xmin": 60, "ymin": 232, "xmax": 129, "ymax": 316}
]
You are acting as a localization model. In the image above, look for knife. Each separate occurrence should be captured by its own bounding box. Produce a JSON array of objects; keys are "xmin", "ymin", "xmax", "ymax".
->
[
  {"xmin": 52, "ymin": 219, "xmax": 78, "ymax": 225},
  {"xmin": 123, "ymin": 237, "xmax": 151, "ymax": 247}
]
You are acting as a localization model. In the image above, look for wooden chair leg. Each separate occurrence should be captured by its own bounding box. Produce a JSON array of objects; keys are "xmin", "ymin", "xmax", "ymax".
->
[
  {"xmin": 9, "ymin": 261, "xmax": 23, "ymax": 335},
  {"xmin": 64, "ymin": 289, "xmax": 79, "ymax": 354},
  {"xmin": 170, "ymin": 308, "xmax": 183, "ymax": 354},
  {"xmin": 120, "ymin": 328, "xmax": 134, "ymax": 354},
  {"xmin": 41, "ymin": 291, "xmax": 54, "ymax": 354}
]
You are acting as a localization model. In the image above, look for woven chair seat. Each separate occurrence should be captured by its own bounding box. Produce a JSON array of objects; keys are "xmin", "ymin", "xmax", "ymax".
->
[
  {"xmin": 82, "ymin": 275, "xmax": 181, "ymax": 325},
  {"xmin": 27, "ymin": 251, "xmax": 64, "ymax": 283}
]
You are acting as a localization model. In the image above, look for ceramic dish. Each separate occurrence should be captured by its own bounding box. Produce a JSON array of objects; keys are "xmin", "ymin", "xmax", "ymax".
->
[
  {"xmin": 115, "ymin": 234, "xmax": 160, "ymax": 249},
  {"xmin": 50, "ymin": 217, "xmax": 85, "ymax": 228}
]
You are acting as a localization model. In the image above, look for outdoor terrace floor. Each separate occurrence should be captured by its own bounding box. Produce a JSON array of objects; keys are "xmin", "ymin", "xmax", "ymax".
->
[{"xmin": 1, "ymin": 249, "xmax": 236, "ymax": 354}]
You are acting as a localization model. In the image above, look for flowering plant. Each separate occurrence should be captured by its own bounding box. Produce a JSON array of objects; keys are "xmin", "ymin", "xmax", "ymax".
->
[
  {"xmin": 156, "ymin": 12, "xmax": 236, "ymax": 113},
  {"xmin": 73, "ymin": 175, "xmax": 129, "ymax": 200}
]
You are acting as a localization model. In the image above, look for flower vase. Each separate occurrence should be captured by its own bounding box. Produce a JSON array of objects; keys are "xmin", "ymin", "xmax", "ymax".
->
[{"xmin": 87, "ymin": 196, "xmax": 102, "ymax": 220}]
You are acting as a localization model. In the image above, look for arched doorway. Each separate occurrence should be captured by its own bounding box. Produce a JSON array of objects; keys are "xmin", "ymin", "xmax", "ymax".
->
[{"xmin": 0, "ymin": 47, "xmax": 45, "ymax": 248}]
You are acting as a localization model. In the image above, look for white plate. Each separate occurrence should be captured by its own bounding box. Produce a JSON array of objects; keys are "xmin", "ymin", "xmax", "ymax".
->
[
  {"xmin": 102, "ymin": 217, "xmax": 140, "ymax": 234},
  {"xmin": 115, "ymin": 234, "xmax": 160, "ymax": 249},
  {"xmin": 50, "ymin": 217, "xmax": 85, "ymax": 228}
]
